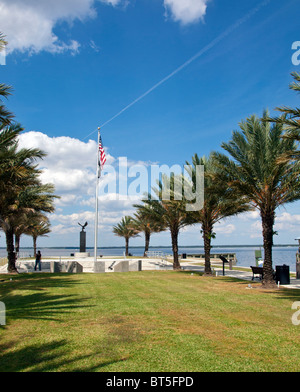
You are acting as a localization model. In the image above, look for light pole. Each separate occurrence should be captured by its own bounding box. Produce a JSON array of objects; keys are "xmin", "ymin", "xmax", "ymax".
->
[{"xmin": 94, "ymin": 127, "xmax": 101, "ymax": 265}]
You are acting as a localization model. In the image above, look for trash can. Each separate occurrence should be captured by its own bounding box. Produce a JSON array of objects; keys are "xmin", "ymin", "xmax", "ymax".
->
[
  {"xmin": 182, "ymin": 253, "xmax": 187, "ymax": 259},
  {"xmin": 276, "ymin": 265, "xmax": 290, "ymax": 285}
]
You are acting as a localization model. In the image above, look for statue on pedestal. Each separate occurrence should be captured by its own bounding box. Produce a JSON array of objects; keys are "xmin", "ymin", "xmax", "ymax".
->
[{"xmin": 78, "ymin": 222, "xmax": 88, "ymax": 253}]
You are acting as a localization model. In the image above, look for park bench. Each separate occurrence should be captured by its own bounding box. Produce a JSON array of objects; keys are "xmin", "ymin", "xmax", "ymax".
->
[{"xmin": 250, "ymin": 266, "xmax": 264, "ymax": 280}]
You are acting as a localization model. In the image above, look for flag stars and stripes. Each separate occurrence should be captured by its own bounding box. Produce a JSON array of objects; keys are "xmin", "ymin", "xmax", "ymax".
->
[{"xmin": 98, "ymin": 134, "xmax": 106, "ymax": 170}]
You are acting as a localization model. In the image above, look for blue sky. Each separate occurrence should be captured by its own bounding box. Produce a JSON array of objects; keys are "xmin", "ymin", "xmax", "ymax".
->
[{"xmin": 1, "ymin": 0, "xmax": 300, "ymax": 249}]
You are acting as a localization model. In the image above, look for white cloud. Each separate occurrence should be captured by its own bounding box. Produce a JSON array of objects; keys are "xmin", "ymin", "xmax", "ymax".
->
[
  {"xmin": 275, "ymin": 212, "xmax": 300, "ymax": 233},
  {"xmin": 51, "ymin": 206, "xmax": 133, "ymax": 235},
  {"xmin": 18, "ymin": 131, "xmax": 103, "ymax": 195},
  {"xmin": 55, "ymin": 194, "xmax": 80, "ymax": 207},
  {"xmin": 51, "ymin": 224, "xmax": 78, "ymax": 235},
  {"xmin": 164, "ymin": 0, "xmax": 210, "ymax": 25},
  {"xmin": 249, "ymin": 221, "xmax": 262, "ymax": 239},
  {"xmin": 90, "ymin": 39, "xmax": 100, "ymax": 52},
  {"xmin": 239, "ymin": 210, "xmax": 260, "ymax": 221},
  {"xmin": 0, "ymin": 0, "xmax": 122, "ymax": 54},
  {"xmin": 0, "ymin": 0, "xmax": 211, "ymax": 55},
  {"xmin": 214, "ymin": 223, "xmax": 236, "ymax": 235},
  {"xmin": 52, "ymin": 211, "xmax": 96, "ymax": 226},
  {"xmin": 18, "ymin": 131, "xmax": 152, "ymax": 237},
  {"xmin": 246, "ymin": 212, "xmax": 300, "ymax": 238},
  {"xmin": 18, "ymin": 131, "xmax": 152, "ymax": 202}
]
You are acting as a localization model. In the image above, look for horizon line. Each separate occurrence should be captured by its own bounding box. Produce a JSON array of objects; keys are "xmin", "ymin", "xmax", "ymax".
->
[{"xmin": 2, "ymin": 244, "xmax": 297, "ymax": 249}]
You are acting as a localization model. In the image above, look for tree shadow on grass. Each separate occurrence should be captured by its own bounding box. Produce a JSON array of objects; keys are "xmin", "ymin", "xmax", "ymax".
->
[
  {"xmin": 0, "ymin": 273, "xmax": 85, "ymax": 293},
  {"xmin": 5, "ymin": 292, "xmax": 92, "ymax": 322},
  {"xmin": 267, "ymin": 287, "xmax": 300, "ymax": 302},
  {"xmin": 0, "ymin": 339, "xmax": 128, "ymax": 372},
  {"xmin": 200, "ymin": 274, "xmax": 300, "ymax": 302},
  {"xmin": 175, "ymin": 270, "xmax": 203, "ymax": 277},
  {"xmin": 0, "ymin": 274, "xmax": 134, "ymax": 372},
  {"xmin": 0, "ymin": 274, "xmax": 93, "ymax": 323}
]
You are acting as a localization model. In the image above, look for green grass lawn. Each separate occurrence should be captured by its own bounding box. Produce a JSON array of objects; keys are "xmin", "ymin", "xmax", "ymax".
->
[{"xmin": 0, "ymin": 271, "xmax": 300, "ymax": 372}]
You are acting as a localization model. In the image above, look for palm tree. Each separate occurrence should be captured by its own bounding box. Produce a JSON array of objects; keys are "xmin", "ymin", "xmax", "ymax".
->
[
  {"xmin": 2, "ymin": 182, "xmax": 56, "ymax": 273},
  {"xmin": 0, "ymin": 84, "xmax": 13, "ymax": 126},
  {"xmin": 213, "ymin": 111, "xmax": 300, "ymax": 287},
  {"xmin": 0, "ymin": 125, "xmax": 57, "ymax": 272},
  {"xmin": 185, "ymin": 153, "xmax": 250, "ymax": 275},
  {"xmin": 14, "ymin": 212, "xmax": 51, "ymax": 257},
  {"xmin": 0, "ymin": 123, "xmax": 20, "ymax": 150},
  {"xmin": 0, "ymin": 32, "xmax": 7, "ymax": 52},
  {"xmin": 141, "ymin": 174, "xmax": 194, "ymax": 270},
  {"xmin": 14, "ymin": 214, "xmax": 31, "ymax": 256},
  {"xmin": 267, "ymin": 72, "xmax": 300, "ymax": 162},
  {"xmin": 112, "ymin": 216, "xmax": 139, "ymax": 256},
  {"xmin": 25, "ymin": 214, "xmax": 51, "ymax": 257},
  {"xmin": 132, "ymin": 203, "xmax": 166, "ymax": 257},
  {"xmin": 0, "ymin": 33, "xmax": 13, "ymax": 126}
]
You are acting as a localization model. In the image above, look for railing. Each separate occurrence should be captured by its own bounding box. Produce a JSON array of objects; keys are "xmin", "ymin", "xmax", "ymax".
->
[
  {"xmin": 0, "ymin": 253, "xmax": 32, "ymax": 268},
  {"xmin": 17, "ymin": 252, "xmax": 32, "ymax": 259},
  {"xmin": 187, "ymin": 253, "xmax": 237, "ymax": 263},
  {"xmin": 145, "ymin": 251, "xmax": 169, "ymax": 261}
]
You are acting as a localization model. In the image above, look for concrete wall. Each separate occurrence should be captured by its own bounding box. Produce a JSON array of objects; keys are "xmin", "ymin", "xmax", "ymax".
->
[
  {"xmin": 94, "ymin": 261, "xmax": 106, "ymax": 273},
  {"xmin": 114, "ymin": 260, "xmax": 129, "ymax": 273},
  {"xmin": 50, "ymin": 261, "xmax": 83, "ymax": 273}
]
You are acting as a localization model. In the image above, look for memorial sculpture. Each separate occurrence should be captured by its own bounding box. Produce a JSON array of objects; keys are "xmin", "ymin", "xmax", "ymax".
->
[
  {"xmin": 75, "ymin": 222, "xmax": 90, "ymax": 257},
  {"xmin": 78, "ymin": 222, "xmax": 88, "ymax": 252}
]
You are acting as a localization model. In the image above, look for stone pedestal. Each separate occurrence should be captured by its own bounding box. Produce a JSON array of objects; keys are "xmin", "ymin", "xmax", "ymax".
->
[
  {"xmin": 80, "ymin": 231, "xmax": 86, "ymax": 253},
  {"xmin": 74, "ymin": 252, "xmax": 90, "ymax": 258},
  {"xmin": 94, "ymin": 261, "xmax": 105, "ymax": 273}
]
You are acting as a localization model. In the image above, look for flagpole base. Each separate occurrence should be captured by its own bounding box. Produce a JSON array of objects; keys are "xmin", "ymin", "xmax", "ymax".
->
[{"xmin": 74, "ymin": 252, "xmax": 90, "ymax": 258}]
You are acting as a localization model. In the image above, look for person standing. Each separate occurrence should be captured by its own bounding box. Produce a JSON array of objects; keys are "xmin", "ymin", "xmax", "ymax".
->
[{"xmin": 34, "ymin": 250, "xmax": 42, "ymax": 271}]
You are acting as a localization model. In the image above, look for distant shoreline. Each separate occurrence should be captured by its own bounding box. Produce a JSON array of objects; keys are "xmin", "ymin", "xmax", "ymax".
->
[{"xmin": 0, "ymin": 244, "xmax": 297, "ymax": 249}]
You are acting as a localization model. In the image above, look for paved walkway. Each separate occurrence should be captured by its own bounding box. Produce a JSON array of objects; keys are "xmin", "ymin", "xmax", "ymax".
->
[
  {"xmin": 1, "ymin": 257, "xmax": 299, "ymax": 289},
  {"xmin": 180, "ymin": 262, "xmax": 300, "ymax": 289}
]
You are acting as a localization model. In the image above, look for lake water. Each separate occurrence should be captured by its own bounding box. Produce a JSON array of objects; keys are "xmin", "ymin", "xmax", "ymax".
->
[{"xmin": 1, "ymin": 246, "xmax": 298, "ymax": 272}]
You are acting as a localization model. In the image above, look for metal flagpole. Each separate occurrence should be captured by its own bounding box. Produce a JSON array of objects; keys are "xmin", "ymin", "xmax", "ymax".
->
[{"xmin": 94, "ymin": 127, "xmax": 101, "ymax": 265}]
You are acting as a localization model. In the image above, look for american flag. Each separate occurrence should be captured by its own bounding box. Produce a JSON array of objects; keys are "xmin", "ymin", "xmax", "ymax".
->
[{"xmin": 98, "ymin": 133, "xmax": 106, "ymax": 177}]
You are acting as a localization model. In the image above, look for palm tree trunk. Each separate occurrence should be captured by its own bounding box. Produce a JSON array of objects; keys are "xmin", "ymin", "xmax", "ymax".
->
[
  {"xmin": 15, "ymin": 234, "xmax": 20, "ymax": 256},
  {"xmin": 171, "ymin": 228, "xmax": 181, "ymax": 270},
  {"xmin": 6, "ymin": 228, "xmax": 17, "ymax": 273},
  {"xmin": 202, "ymin": 224, "xmax": 212, "ymax": 275},
  {"xmin": 125, "ymin": 237, "xmax": 129, "ymax": 256},
  {"xmin": 144, "ymin": 230, "xmax": 150, "ymax": 257},
  {"xmin": 33, "ymin": 236, "xmax": 37, "ymax": 257},
  {"xmin": 261, "ymin": 212, "xmax": 276, "ymax": 287}
]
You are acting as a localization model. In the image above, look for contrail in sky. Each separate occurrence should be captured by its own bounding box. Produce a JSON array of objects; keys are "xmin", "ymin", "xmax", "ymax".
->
[{"xmin": 84, "ymin": 0, "xmax": 271, "ymax": 139}]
